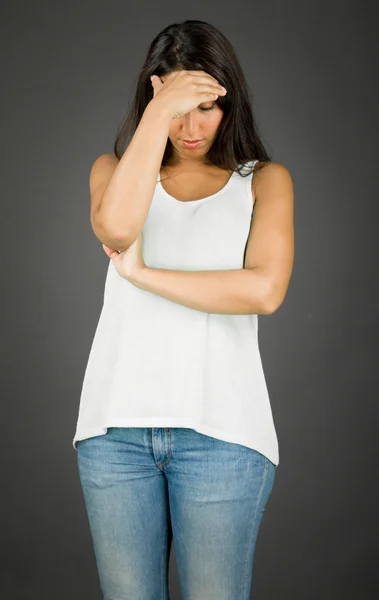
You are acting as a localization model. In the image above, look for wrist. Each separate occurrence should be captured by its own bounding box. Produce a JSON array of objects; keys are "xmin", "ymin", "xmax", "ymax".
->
[
  {"xmin": 145, "ymin": 97, "xmax": 173, "ymax": 123},
  {"xmin": 130, "ymin": 266, "xmax": 151, "ymax": 289}
]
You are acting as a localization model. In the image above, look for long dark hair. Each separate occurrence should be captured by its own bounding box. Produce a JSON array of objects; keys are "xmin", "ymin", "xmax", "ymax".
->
[{"xmin": 113, "ymin": 19, "xmax": 272, "ymax": 177}]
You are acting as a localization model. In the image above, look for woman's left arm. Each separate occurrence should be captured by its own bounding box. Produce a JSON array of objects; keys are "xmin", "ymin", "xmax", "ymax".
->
[{"xmin": 131, "ymin": 162, "xmax": 295, "ymax": 315}]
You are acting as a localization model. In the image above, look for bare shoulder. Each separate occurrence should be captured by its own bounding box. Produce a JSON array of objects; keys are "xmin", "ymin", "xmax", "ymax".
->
[
  {"xmin": 89, "ymin": 153, "xmax": 120, "ymax": 223},
  {"xmin": 89, "ymin": 152, "xmax": 119, "ymax": 191},
  {"xmin": 252, "ymin": 161, "xmax": 293, "ymax": 205},
  {"xmin": 90, "ymin": 152, "xmax": 119, "ymax": 176}
]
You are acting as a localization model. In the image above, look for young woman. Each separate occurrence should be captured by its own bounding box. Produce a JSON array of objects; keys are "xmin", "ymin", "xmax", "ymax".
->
[{"xmin": 73, "ymin": 19, "xmax": 294, "ymax": 600}]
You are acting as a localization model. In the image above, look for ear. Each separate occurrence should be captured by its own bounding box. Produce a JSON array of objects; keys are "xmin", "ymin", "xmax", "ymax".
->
[{"xmin": 150, "ymin": 75, "xmax": 164, "ymax": 97}]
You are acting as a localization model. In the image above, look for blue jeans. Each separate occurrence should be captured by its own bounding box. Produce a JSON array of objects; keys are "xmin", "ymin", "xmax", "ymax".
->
[{"xmin": 77, "ymin": 427, "xmax": 276, "ymax": 600}]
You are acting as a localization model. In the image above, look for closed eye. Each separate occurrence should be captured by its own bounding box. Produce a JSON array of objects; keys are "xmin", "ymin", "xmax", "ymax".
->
[{"xmin": 199, "ymin": 105, "xmax": 215, "ymax": 112}]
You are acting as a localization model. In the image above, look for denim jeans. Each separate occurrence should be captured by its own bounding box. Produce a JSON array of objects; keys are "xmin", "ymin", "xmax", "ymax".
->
[{"xmin": 77, "ymin": 427, "xmax": 276, "ymax": 600}]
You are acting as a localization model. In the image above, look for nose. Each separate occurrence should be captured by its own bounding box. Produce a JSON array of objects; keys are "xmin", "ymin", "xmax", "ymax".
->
[{"xmin": 181, "ymin": 109, "xmax": 199, "ymax": 136}]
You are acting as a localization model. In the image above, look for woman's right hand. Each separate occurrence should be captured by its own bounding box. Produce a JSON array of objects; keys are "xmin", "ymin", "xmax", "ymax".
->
[{"xmin": 150, "ymin": 70, "xmax": 227, "ymax": 119}]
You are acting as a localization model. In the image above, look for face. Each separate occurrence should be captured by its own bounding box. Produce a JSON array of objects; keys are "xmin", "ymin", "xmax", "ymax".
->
[{"xmin": 160, "ymin": 71, "xmax": 225, "ymax": 166}]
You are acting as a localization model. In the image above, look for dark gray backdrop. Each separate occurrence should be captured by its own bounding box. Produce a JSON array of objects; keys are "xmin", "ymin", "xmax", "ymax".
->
[{"xmin": 1, "ymin": 1, "xmax": 378, "ymax": 598}]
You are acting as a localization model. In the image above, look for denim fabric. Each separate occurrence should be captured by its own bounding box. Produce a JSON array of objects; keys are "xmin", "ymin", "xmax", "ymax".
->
[{"xmin": 77, "ymin": 426, "xmax": 276, "ymax": 600}]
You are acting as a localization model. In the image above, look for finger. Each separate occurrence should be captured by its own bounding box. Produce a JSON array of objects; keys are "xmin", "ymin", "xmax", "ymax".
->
[{"xmin": 188, "ymin": 70, "xmax": 219, "ymax": 84}]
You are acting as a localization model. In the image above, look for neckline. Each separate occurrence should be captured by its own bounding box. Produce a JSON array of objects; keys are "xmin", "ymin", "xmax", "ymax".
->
[{"xmin": 157, "ymin": 167, "xmax": 237, "ymax": 204}]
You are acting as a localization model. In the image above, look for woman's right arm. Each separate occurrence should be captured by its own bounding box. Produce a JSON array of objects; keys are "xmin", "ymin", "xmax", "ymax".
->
[{"xmin": 91, "ymin": 98, "xmax": 172, "ymax": 252}]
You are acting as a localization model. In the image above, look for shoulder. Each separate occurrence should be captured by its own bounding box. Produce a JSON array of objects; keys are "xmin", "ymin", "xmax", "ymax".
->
[
  {"xmin": 89, "ymin": 152, "xmax": 119, "ymax": 185},
  {"xmin": 252, "ymin": 161, "xmax": 293, "ymax": 206},
  {"xmin": 90, "ymin": 152, "xmax": 119, "ymax": 173},
  {"xmin": 89, "ymin": 152, "xmax": 120, "ymax": 199}
]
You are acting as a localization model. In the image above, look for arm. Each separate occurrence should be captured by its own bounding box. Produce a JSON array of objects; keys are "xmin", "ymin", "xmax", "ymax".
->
[
  {"xmin": 97, "ymin": 99, "xmax": 172, "ymax": 249},
  {"xmin": 132, "ymin": 162, "xmax": 295, "ymax": 315},
  {"xmin": 132, "ymin": 267, "xmax": 272, "ymax": 315}
]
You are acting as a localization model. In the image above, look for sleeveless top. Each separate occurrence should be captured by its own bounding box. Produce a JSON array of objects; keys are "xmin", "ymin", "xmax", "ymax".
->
[{"xmin": 72, "ymin": 159, "xmax": 279, "ymax": 466}]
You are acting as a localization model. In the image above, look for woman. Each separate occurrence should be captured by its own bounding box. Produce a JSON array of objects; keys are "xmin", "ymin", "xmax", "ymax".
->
[{"xmin": 73, "ymin": 19, "xmax": 294, "ymax": 600}]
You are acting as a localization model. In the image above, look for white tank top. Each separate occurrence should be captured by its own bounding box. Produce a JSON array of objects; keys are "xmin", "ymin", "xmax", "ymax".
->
[{"xmin": 72, "ymin": 159, "xmax": 279, "ymax": 466}]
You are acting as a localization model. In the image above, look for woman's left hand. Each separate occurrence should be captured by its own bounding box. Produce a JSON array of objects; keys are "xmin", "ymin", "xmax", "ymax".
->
[{"xmin": 102, "ymin": 233, "xmax": 145, "ymax": 283}]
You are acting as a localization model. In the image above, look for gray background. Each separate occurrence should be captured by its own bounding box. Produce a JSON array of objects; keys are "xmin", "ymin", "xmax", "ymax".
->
[{"xmin": 1, "ymin": 0, "xmax": 378, "ymax": 598}]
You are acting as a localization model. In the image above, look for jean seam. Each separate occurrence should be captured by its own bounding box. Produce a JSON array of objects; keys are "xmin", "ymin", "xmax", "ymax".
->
[
  {"xmin": 160, "ymin": 517, "xmax": 169, "ymax": 600},
  {"xmin": 156, "ymin": 429, "xmax": 172, "ymax": 469},
  {"xmin": 242, "ymin": 456, "xmax": 268, "ymax": 599}
]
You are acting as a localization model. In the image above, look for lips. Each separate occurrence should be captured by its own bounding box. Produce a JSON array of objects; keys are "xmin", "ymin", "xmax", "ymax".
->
[{"xmin": 182, "ymin": 139, "xmax": 203, "ymax": 148}]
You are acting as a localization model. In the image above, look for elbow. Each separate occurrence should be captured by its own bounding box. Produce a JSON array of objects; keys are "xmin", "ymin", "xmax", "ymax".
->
[
  {"xmin": 264, "ymin": 300, "xmax": 280, "ymax": 315},
  {"xmin": 110, "ymin": 224, "xmax": 144, "ymax": 252},
  {"xmin": 101, "ymin": 218, "xmax": 143, "ymax": 252},
  {"xmin": 91, "ymin": 212, "xmax": 134, "ymax": 251},
  {"xmin": 101, "ymin": 221, "xmax": 132, "ymax": 249},
  {"xmin": 263, "ymin": 284, "xmax": 286, "ymax": 315},
  {"xmin": 105, "ymin": 229, "xmax": 136, "ymax": 252}
]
